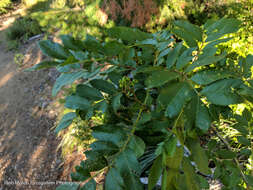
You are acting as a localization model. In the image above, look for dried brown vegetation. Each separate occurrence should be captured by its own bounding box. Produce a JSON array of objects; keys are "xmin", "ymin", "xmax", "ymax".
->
[{"xmin": 102, "ymin": 0, "xmax": 159, "ymax": 27}]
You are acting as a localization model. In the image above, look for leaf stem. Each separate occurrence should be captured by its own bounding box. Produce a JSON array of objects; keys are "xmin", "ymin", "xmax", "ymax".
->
[{"xmin": 110, "ymin": 90, "xmax": 150, "ymax": 168}]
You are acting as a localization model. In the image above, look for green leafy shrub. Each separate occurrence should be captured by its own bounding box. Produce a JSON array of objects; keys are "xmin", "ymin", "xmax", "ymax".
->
[
  {"xmin": 0, "ymin": 0, "xmax": 12, "ymax": 14},
  {"xmin": 6, "ymin": 17, "xmax": 42, "ymax": 49},
  {"xmin": 30, "ymin": 18, "xmax": 253, "ymax": 189}
]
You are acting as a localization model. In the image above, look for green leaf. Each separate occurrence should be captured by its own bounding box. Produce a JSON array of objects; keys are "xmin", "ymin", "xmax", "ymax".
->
[
  {"xmin": 157, "ymin": 39, "xmax": 174, "ymax": 52},
  {"xmin": 60, "ymin": 35, "xmax": 84, "ymax": 50},
  {"xmin": 164, "ymin": 136, "xmax": 178, "ymax": 157},
  {"xmin": 172, "ymin": 20, "xmax": 202, "ymax": 47},
  {"xmin": 246, "ymin": 175, "xmax": 253, "ymax": 186},
  {"xmin": 158, "ymin": 48, "xmax": 171, "ymax": 59},
  {"xmin": 166, "ymin": 43, "xmax": 183, "ymax": 68},
  {"xmin": 163, "ymin": 82, "xmax": 194, "ymax": 118},
  {"xmin": 57, "ymin": 63, "xmax": 81, "ymax": 72},
  {"xmin": 176, "ymin": 48, "xmax": 195, "ymax": 70},
  {"xmin": 71, "ymin": 164, "xmax": 90, "ymax": 181},
  {"xmin": 237, "ymin": 84, "xmax": 253, "ymax": 102},
  {"xmin": 27, "ymin": 61, "xmax": 60, "ymax": 71},
  {"xmin": 232, "ymin": 124, "xmax": 249, "ymax": 136},
  {"xmin": 92, "ymin": 125, "xmax": 126, "ymax": 145},
  {"xmin": 114, "ymin": 148, "xmax": 143, "ymax": 190},
  {"xmin": 197, "ymin": 175, "xmax": 209, "ymax": 189},
  {"xmin": 56, "ymin": 184, "xmax": 79, "ymax": 190},
  {"xmin": 243, "ymin": 108, "xmax": 252, "ymax": 121},
  {"xmin": 139, "ymin": 38, "xmax": 157, "ymax": 45},
  {"xmin": 80, "ymin": 179, "xmax": 96, "ymax": 190},
  {"xmin": 108, "ymin": 71, "xmax": 122, "ymax": 86},
  {"xmin": 204, "ymin": 38, "xmax": 233, "ymax": 50},
  {"xmin": 244, "ymin": 55, "xmax": 253, "ymax": 77},
  {"xmin": 182, "ymin": 158, "xmax": 200, "ymax": 190},
  {"xmin": 162, "ymin": 168, "xmax": 176, "ymax": 190},
  {"xmin": 237, "ymin": 136, "xmax": 251, "ymax": 146},
  {"xmin": 65, "ymin": 95, "xmax": 90, "ymax": 110},
  {"xmin": 70, "ymin": 50, "xmax": 88, "ymax": 61},
  {"xmin": 96, "ymin": 100, "xmax": 108, "ymax": 113},
  {"xmin": 216, "ymin": 150, "xmax": 236, "ymax": 159},
  {"xmin": 201, "ymin": 79, "xmax": 243, "ymax": 105},
  {"xmin": 38, "ymin": 40, "xmax": 70, "ymax": 60},
  {"xmin": 55, "ymin": 112, "xmax": 76, "ymax": 133},
  {"xmin": 104, "ymin": 41, "xmax": 125, "ymax": 56},
  {"xmin": 191, "ymin": 70, "xmax": 234, "ymax": 85},
  {"xmin": 107, "ymin": 26, "xmax": 151, "ymax": 44},
  {"xmin": 137, "ymin": 112, "xmax": 152, "ymax": 125},
  {"xmin": 174, "ymin": 20, "xmax": 202, "ymax": 42},
  {"xmin": 137, "ymin": 66, "xmax": 163, "ymax": 73},
  {"xmin": 145, "ymin": 70, "xmax": 180, "ymax": 88},
  {"xmin": 90, "ymin": 79, "xmax": 117, "ymax": 95},
  {"xmin": 148, "ymin": 155, "xmax": 163, "ymax": 190},
  {"xmin": 83, "ymin": 34, "xmax": 104, "ymax": 53},
  {"xmin": 172, "ymin": 28, "xmax": 196, "ymax": 47},
  {"xmin": 240, "ymin": 148, "xmax": 251, "ymax": 156},
  {"xmin": 52, "ymin": 71, "xmax": 88, "ymax": 96},
  {"xmin": 196, "ymin": 100, "xmax": 212, "ymax": 132},
  {"xmin": 187, "ymin": 139, "xmax": 211, "ymax": 174},
  {"xmin": 60, "ymin": 56, "xmax": 78, "ymax": 66},
  {"xmin": 184, "ymin": 95, "xmax": 198, "ymax": 131},
  {"xmin": 76, "ymin": 84, "xmax": 104, "ymax": 101},
  {"xmin": 128, "ymin": 136, "xmax": 145, "ymax": 158},
  {"xmin": 186, "ymin": 52, "xmax": 226, "ymax": 72},
  {"xmin": 83, "ymin": 152, "xmax": 107, "ymax": 171},
  {"xmin": 205, "ymin": 18, "xmax": 241, "ymax": 42},
  {"xmin": 112, "ymin": 93, "xmax": 122, "ymax": 113},
  {"xmin": 105, "ymin": 168, "xmax": 125, "ymax": 190},
  {"xmin": 90, "ymin": 141, "xmax": 119, "ymax": 155},
  {"xmin": 165, "ymin": 146, "xmax": 184, "ymax": 169}
]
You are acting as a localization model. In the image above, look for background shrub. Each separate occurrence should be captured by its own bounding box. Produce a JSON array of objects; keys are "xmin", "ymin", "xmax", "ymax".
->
[
  {"xmin": 6, "ymin": 16, "xmax": 42, "ymax": 49},
  {"xmin": 0, "ymin": 0, "xmax": 12, "ymax": 14}
]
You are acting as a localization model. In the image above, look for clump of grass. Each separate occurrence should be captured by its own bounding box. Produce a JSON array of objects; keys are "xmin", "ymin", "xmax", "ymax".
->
[
  {"xmin": 6, "ymin": 16, "xmax": 42, "ymax": 50},
  {"xmin": 6, "ymin": 17, "xmax": 42, "ymax": 41}
]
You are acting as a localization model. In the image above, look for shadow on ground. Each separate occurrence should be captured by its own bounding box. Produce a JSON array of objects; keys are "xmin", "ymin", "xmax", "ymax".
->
[{"xmin": 0, "ymin": 13, "xmax": 66, "ymax": 190}]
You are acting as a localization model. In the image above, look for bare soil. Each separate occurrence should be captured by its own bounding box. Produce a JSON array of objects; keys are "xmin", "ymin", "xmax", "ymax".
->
[{"xmin": 0, "ymin": 11, "xmax": 67, "ymax": 190}]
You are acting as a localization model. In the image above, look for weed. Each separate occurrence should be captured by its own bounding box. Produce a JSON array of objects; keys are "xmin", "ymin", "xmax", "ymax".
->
[
  {"xmin": 6, "ymin": 17, "xmax": 42, "ymax": 42},
  {"xmin": 14, "ymin": 53, "xmax": 24, "ymax": 66}
]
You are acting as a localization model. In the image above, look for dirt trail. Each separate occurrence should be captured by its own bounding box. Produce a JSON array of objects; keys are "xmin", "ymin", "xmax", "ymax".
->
[{"xmin": 0, "ymin": 11, "xmax": 66, "ymax": 190}]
